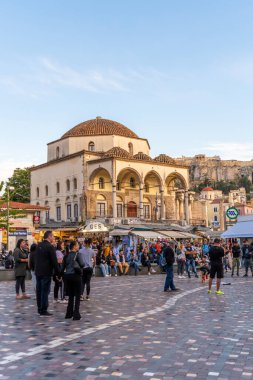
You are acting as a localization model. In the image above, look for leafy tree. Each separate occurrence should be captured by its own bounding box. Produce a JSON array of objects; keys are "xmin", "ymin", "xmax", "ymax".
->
[
  {"xmin": 0, "ymin": 182, "xmax": 25, "ymax": 230},
  {"xmin": 237, "ymin": 176, "xmax": 252, "ymax": 194},
  {"xmin": 3, "ymin": 168, "xmax": 30, "ymax": 203}
]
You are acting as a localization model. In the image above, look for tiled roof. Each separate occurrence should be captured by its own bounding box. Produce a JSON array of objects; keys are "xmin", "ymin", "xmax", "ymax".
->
[
  {"xmin": 202, "ymin": 187, "xmax": 214, "ymax": 191},
  {"xmin": 154, "ymin": 154, "xmax": 176, "ymax": 165},
  {"xmin": 104, "ymin": 147, "xmax": 133, "ymax": 159},
  {"xmin": 0, "ymin": 201, "xmax": 48, "ymax": 211},
  {"xmin": 62, "ymin": 117, "xmax": 139, "ymax": 139},
  {"xmin": 133, "ymin": 152, "xmax": 152, "ymax": 161}
]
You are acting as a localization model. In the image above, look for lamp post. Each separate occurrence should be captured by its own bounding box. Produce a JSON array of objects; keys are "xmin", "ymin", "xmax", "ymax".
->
[{"xmin": 6, "ymin": 185, "xmax": 14, "ymax": 251}]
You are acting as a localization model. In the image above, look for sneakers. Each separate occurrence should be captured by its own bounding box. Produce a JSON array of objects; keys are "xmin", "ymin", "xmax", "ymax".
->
[
  {"xmin": 178, "ymin": 275, "xmax": 182, "ymax": 279},
  {"xmin": 16, "ymin": 295, "xmax": 23, "ymax": 300},
  {"xmin": 22, "ymin": 294, "xmax": 31, "ymax": 299},
  {"xmin": 59, "ymin": 299, "xmax": 68, "ymax": 304},
  {"xmin": 53, "ymin": 299, "xmax": 60, "ymax": 304},
  {"xmin": 86, "ymin": 296, "xmax": 90, "ymax": 301},
  {"xmin": 216, "ymin": 290, "xmax": 224, "ymax": 295},
  {"xmin": 151, "ymin": 268, "xmax": 156, "ymax": 273},
  {"xmin": 115, "ymin": 274, "xmax": 117, "ymax": 277},
  {"xmin": 207, "ymin": 290, "xmax": 212, "ymax": 294},
  {"xmin": 40, "ymin": 311, "xmax": 53, "ymax": 317},
  {"xmin": 80, "ymin": 295, "xmax": 84, "ymax": 301},
  {"xmin": 148, "ymin": 272, "xmax": 151, "ymax": 276}
]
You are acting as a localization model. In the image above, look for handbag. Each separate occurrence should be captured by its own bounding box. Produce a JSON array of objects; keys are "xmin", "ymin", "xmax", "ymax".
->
[{"xmin": 73, "ymin": 252, "xmax": 82, "ymax": 275}]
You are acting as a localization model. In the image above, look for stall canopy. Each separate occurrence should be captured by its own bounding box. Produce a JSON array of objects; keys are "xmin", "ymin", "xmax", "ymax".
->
[
  {"xmin": 109, "ymin": 229, "xmax": 130, "ymax": 236},
  {"xmin": 158, "ymin": 230, "xmax": 186, "ymax": 239},
  {"xmin": 130, "ymin": 231, "xmax": 165, "ymax": 239},
  {"xmin": 221, "ymin": 216, "xmax": 253, "ymax": 239},
  {"xmin": 79, "ymin": 222, "xmax": 108, "ymax": 233}
]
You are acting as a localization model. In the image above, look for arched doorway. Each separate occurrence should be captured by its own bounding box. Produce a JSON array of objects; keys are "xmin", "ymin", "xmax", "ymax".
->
[{"xmin": 127, "ymin": 201, "xmax": 137, "ymax": 217}]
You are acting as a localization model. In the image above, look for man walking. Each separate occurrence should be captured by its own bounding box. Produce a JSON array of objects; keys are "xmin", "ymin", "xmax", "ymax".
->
[
  {"xmin": 208, "ymin": 238, "xmax": 224, "ymax": 295},
  {"xmin": 164, "ymin": 241, "xmax": 178, "ymax": 292},
  {"xmin": 79, "ymin": 238, "xmax": 96, "ymax": 300},
  {"xmin": 231, "ymin": 240, "xmax": 241, "ymax": 277},
  {"xmin": 185, "ymin": 242, "xmax": 198, "ymax": 278},
  {"xmin": 35, "ymin": 231, "xmax": 59, "ymax": 316},
  {"xmin": 242, "ymin": 240, "xmax": 253, "ymax": 277}
]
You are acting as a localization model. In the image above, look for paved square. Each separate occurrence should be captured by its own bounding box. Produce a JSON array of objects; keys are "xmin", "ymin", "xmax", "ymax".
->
[{"xmin": 0, "ymin": 274, "xmax": 253, "ymax": 379}]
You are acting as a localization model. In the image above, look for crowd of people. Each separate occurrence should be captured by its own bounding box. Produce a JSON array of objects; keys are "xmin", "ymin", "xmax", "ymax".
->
[{"xmin": 9, "ymin": 232, "xmax": 253, "ymax": 320}]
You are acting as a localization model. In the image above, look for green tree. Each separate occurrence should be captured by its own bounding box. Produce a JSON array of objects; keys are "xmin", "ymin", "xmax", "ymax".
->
[
  {"xmin": 0, "ymin": 183, "xmax": 25, "ymax": 230},
  {"xmin": 3, "ymin": 168, "xmax": 30, "ymax": 203},
  {"xmin": 237, "ymin": 176, "xmax": 252, "ymax": 194}
]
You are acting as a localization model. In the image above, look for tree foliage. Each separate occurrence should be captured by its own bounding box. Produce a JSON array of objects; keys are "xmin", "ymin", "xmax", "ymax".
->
[
  {"xmin": 191, "ymin": 176, "xmax": 253, "ymax": 195},
  {"xmin": 0, "ymin": 182, "xmax": 26, "ymax": 230},
  {"xmin": 3, "ymin": 168, "xmax": 30, "ymax": 203}
]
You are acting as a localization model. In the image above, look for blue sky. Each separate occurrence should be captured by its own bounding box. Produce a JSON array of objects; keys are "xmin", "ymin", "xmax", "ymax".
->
[{"xmin": 1, "ymin": 0, "xmax": 253, "ymax": 181}]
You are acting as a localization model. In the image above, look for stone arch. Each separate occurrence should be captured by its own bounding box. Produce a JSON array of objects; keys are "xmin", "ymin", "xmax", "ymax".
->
[
  {"xmin": 89, "ymin": 168, "xmax": 112, "ymax": 191},
  {"xmin": 117, "ymin": 168, "xmax": 142, "ymax": 190},
  {"xmin": 165, "ymin": 172, "xmax": 187, "ymax": 192},
  {"xmin": 144, "ymin": 170, "xmax": 163, "ymax": 195}
]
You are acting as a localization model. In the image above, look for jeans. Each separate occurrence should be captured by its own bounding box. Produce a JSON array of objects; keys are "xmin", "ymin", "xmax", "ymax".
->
[
  {"xmin": 164, "ymin": 265, "xmax": 176, "ymax": 291},
  {"xmin": 186, "ymin": 259, "xmax": 197, "ymax": 276},
  {"xmin": 177, "ymin": 260, "xmax": 185, "ymax": 276},
  {"xmin": 130, "ymin": 261, "xmax": 140, "ymax": 275},
  {"xmin": 244, "ymin": 258, "xmax": 253, "ymax": 275},
  {"xmin": 15, "ymin": 276, "xmax": 26, "ymax": 295},
  {"xmin": 108, "ymin": 265, "xmax": 117, "ymax": 275},
  {"xmin": 99, "ymin": 263, "xmax": 109, "ymax": 277},
  {"xmin": 82, "ymin": 267, "xmax": 93, "ymax": 296},
  {"xmin": 65, "ymin": 274, "xmax": 81, "ymax": 318},
  {"xmin": 53, "ymin": 275, "xmax": 63, "ymax": 299},
  {"xmin": 36, "ymin": 275, "xmax": 51, "ymax": 314}
]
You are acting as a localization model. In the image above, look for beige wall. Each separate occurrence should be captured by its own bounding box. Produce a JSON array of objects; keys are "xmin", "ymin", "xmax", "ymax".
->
[
  {"xmin": 31, "ymin": 155, "xmax": 84, "ymax": 223},
  {"xmin": 47, "ymin": 135, "xmax": 150, "ymax": 161}
]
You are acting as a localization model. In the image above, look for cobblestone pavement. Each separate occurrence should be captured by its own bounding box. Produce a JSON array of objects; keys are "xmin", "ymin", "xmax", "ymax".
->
[{"xmin": 0, "ymin": 273, "xmax": 253, "ymax": 380}]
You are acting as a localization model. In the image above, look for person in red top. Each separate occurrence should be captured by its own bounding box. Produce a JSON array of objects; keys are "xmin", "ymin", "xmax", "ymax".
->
[{"xmin": 155, "ymin": 241, "xmax": 162, "ymax": 254}]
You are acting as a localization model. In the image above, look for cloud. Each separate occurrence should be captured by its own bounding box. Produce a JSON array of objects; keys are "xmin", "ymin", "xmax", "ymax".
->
[{"xmin": 204, "ymin": 142, "xmax": 253, "ymax": 161}]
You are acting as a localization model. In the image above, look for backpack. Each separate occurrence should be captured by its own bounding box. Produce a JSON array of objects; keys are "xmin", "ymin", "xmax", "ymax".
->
[{"xmin": 159, "ymin": 252, "xmax": 167, "ymax": 268}]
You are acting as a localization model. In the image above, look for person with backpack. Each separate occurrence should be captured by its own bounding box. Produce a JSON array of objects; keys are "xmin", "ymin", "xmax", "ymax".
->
[
  {"xmin": 163, "ymin": 241, "xmax": 179, "ymax": 292},
  {"xmin": 242, "ymin": 239, "xmax": 253, "ymax": 277}
]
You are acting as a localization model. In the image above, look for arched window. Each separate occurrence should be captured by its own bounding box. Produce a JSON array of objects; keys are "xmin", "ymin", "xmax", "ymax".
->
[
  {"xmin": 66, "ymin": 179, "xmax": 70, "ymax": 192},
  {"xmin": 99, "ymin": 177, "xmax": 105, "ymax": 189},
  {"xmin": 74, "ymin": 204, "xmax": 78, "ymax": 221},
  {"xmin": 130, "ymin": 177, "xmax": 135, "ymax": 188},
  {"xmin": 36, "ymin": 187, "xmax": 39, "ymax": 198},
  {"xmin": 73, "ymin": 178, "xmax": 77, "ymax": 190},
  {"xmin": 56, "ymin": 146, "xmax": 60, "ymax": 159},
  {"xmin": 88, "ymin": 141, "xmax": 95, "ymax": 151},
  {"xmin": 128, "ymin": 142, "xmax": 133, "ymax": 155},
  {"xmin": 45, "ymin": 185, "xmax": 48, "ymax": 197},
  {"xmin": 116, "ymin": 181, "xmax": 121, "ymax": 191},
  {"xmin": 56, "ymin": 182, "xmax": 60, "ymax": 193}
]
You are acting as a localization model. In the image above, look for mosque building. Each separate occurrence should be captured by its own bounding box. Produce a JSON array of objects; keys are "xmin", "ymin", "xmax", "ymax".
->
[{"xmin": 30, "ymin": 117, "xmax": 203, "ymax": 229}]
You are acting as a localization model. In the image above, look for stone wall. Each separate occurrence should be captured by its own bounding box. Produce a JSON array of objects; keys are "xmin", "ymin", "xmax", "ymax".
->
[{"xmin": 175, "ymin": 154, "xmax": 253, "ymax": 184}]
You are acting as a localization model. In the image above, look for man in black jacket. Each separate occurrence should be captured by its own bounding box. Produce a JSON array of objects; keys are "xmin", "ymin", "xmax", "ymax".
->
[
  {"xmin": 35, "ymin": 231, "xmax": 59, "ymax": 316},
  {"xmin": 164, "ymin": 241, "xmax": 178, "ymax": 292}
]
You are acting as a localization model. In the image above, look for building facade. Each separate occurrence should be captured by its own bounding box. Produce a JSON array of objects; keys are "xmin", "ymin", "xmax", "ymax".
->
[{"xmin": 31, "ymin": 117, "xmax": 202, "ymax": 226}]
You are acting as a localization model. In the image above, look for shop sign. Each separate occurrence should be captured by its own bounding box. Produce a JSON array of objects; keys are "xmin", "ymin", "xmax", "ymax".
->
[
  {"xmin": 9, "ymin": 230, "xmax": 27, "ymax": 236},
  {"xmin": 83, "ymin": 222, "xmax": 108, "ymax": 232},
  {"xmin": 33, "ymin": 215, "xmax": 40, "ymax": 224},
  {"xmin": 226, "ymin": 207, "xmax": 239, "ymax": 220}
]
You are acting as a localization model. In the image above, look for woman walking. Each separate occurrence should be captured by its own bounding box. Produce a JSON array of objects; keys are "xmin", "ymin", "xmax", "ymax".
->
[
  {"xmin": 13, "ymin": 239, "xmax": 30, "ymax": 300},
  {"xmin": 62, "ymin": 240, "xmax": 84, "ymax": 320}
]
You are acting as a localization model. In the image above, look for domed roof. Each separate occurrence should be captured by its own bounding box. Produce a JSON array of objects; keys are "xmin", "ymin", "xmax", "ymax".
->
[
  {"xmin": 133, "ymin": 152, "xmax": 152, "ymax": 161},
  {"xmin": 154, "ymin": 154, "xmax": 176, "ymax": 165},
  {"xmin": 104, "ymin": 147, "xmax": 133, "ymax": 159},
  {"xmin": 62, "ymin": 117, "xmax": 139, "ymax": 139},
  {"xmin": 202, "ymin": 187, "xmax": 214, "ymax": 191}
]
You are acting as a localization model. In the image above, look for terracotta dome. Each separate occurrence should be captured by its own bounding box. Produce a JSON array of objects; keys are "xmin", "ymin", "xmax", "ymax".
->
[
  {"xmin": 104, "ymin": 147, "xmax": 133, "ymax": 159},
  {"xmin": 202, "ymin": 187, "xmax": 214, "ymax": 191},
  {"xmin": 62, "ymin": 117, "xmax": 139, "ymax": 139},
  {"xmin": 154, "ymin": 154, "xmax": 176, "ymax": 165},
  {"xmin": 133, "ymin": 152, "xmax": 152, "ymax": 161}
]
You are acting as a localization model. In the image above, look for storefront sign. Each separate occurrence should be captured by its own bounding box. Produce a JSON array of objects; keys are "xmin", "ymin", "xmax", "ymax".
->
[
  {"xmin": 33, "ymin": 215, "xmax": 40, "ymax": 224},
  {"xmin": 9, "ymin": 230, "xmax": 27, "ymax": 236},
  {"xmin": 226, "ymin": 207, "xmax": 239, "ymax": 220},
  {"xmin": 82, "ymin": 222, "xmax": 108, "ymax": 232}
]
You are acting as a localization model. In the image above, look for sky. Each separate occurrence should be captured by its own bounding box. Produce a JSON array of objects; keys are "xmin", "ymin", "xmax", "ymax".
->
[{"xmin": 1, "ymin": 0, "xmax": 253, "ymax": 182}]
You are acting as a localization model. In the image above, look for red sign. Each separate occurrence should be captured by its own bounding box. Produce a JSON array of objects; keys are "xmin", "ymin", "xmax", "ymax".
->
[{"xmin": 33, "ymin": 215, "xmax": 40, "ymax": 224}]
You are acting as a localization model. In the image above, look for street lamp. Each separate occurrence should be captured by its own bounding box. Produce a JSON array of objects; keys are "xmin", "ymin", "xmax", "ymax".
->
[{"xmin": 6, "ymin": 185, "xmax": 14, "ymax": 251}]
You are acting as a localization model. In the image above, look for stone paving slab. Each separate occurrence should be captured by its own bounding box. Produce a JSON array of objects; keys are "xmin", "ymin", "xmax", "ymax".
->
[{"xmin": 0, "ymin": 273, "xmax": 252, "ymax": 379}]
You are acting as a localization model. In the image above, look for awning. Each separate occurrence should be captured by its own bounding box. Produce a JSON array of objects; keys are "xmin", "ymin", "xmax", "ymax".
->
[
  {"xmin": 110, "ymin": 229, "xmax": 130, "ymax": 236},
  {"xmin": 130, "ymin": 231, "xmax": 165, "ymax": 239},
  {"xmin": 158, "ymin": 230, "xmax": 186, "ymax": 239},
  {"xmin": 221, "ymin": 216, "xmax": 253, "ymax": 238}
]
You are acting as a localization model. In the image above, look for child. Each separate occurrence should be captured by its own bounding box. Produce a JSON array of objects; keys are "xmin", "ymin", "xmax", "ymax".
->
[{"xmin": 199, "ymin": 256, "xmax": 210, "ymax": 283}]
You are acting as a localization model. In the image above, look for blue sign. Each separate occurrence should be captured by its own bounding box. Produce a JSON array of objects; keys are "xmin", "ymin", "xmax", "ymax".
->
[{"xmin": 9, "ymin": 231, "xmax": 27, "ymax": 237}]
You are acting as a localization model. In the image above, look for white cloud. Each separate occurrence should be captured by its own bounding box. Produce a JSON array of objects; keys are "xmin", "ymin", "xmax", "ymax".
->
[{"xmin": 204, "ymin": 142, "xmax": 253, "ymax": 161}]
